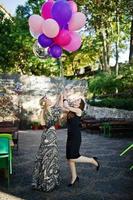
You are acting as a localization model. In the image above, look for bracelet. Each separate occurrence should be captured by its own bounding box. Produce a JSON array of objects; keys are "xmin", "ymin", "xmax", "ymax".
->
[{"xmin": 63, "ymin": 99, "xmax": 67, "ymax": 102}]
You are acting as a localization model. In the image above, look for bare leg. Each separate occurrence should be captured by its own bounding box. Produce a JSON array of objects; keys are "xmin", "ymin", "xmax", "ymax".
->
[
  {"xmin": 70, "ymin": 156, "xmax": 98, "ymax": 166},
  {"xmin": 68, "ymin": 160, "xmax": 77, "ymax": 184}
]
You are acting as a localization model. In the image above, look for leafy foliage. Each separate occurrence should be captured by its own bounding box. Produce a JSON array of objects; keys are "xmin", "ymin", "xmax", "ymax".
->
[
  {"xmin": 118, "ymin": 63, "xmax": 133, "ymax": 92},
  {"xmin": 0, "ymin": 1, "xmax": 58, "ymax": 76},
  {"xmin": 88, "ymin": 62, "xmax": 133, "ymax": 110},
  {"xmin": 89, "ymin": 98, "xmax": 133, "ymax": 111},
  {"xmin": 88, "ymin": 72, "xmax": 121, "ymax": 96},
  {"xmin": 0, "ymin": 0, "xmax": 132, "ymax": 77}
]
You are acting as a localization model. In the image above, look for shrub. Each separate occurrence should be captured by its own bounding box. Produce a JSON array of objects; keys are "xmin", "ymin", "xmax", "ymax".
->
[
  {"xmin": 89, "ymin": 98, "xmax": 133, "ymax": 111},
  {"xmin": 88, "ymin": 72, "xmax": 122, "ymax": 96}
]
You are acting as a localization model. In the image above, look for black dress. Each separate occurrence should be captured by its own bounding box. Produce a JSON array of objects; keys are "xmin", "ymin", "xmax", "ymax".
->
[{"xmin": 66, "ymin": 111, "xmax": 81, "ymax": 159}]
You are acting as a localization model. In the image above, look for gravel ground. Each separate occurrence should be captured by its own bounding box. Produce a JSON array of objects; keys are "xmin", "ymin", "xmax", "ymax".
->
[{"xmin": 0, "ymin": 129, "xmax": 133, "ymax": 200}]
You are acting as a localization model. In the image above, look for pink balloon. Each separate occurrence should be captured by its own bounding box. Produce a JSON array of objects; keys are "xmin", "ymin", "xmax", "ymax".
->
[
  {"xmin": 42, "ymin": 19, "xmax": 59, "ymax": 38},
  {"xmin": 41, "ymin": 1, "xmax": 54, "ymax": 19},
  {"xmin": 54, "ymin": 30, "xmax": 71, "ymax": 46},
  {"xmin": 63, "ymin": 32, "xmax": 81, "ymax": 52},
  {"xmin": 68, "ymin": 1, "xmax": 77, "ymax": 13},
  {"xmin": 68, "ymin": 12, "xmax": 86, "ymax": 31},
  {"xmin": 28, "ymin": 14, "xmax": 44, "ymax": 34}
]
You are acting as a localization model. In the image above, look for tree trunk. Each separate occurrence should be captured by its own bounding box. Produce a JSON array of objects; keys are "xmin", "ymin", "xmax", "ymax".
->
[
  {"xmin": 115, "ymin": 13, "xmax": 120, "ymax": 76},
  {"xmin": 129, "ymin": 18, "xmax": 133, "ymax": 64},
  {"xmin": 101, "ymin": 29, "xmax": 109, "ymax": 72},
  {"xmin": 99, "ymin": 56, "xmax": 104, "ymax": 70}
]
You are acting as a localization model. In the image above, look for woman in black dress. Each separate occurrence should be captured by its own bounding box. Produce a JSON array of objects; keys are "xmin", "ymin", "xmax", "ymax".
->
[{"xmin": 62, "ymin": 96, "xmax": 100, "ymax": 186}]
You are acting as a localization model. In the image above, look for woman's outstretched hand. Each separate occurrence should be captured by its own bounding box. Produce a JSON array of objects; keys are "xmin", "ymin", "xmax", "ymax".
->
[{"xmin": 63, "ymin": 89, "xmax": 68, "ymax": 99}]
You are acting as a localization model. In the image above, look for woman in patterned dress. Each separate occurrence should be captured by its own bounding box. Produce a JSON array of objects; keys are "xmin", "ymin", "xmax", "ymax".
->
[{"xmin": 31, "ymin": 95, "xmax": 62, "ymax": 192}]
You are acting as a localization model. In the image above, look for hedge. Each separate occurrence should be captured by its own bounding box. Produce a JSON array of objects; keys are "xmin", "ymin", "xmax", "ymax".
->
[{"xmin": 89, "ymin": 98, "xmax": 133, "ymax": 111}]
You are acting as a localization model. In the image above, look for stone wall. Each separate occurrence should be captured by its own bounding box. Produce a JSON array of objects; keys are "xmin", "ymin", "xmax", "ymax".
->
[
  {"xmin": 0, "ymin": 74, "xmax": 87, "ymax": 125},
  {"xmin": 86, "ymin": 105, "xmax": 133, "ymax": 120},
  {"xmin": 1, "ymin": 74, "xmax": 133, "ymax": 125}
]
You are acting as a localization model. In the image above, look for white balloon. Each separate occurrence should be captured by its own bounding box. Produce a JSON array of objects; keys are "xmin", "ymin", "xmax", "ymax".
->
[
  {"xmin": 33, "ymin": 41, "xmax": 49, "ymax": 59},
  {"xmin": 30, "ymin": 29, "xmax": 41, "ymax": 39}
]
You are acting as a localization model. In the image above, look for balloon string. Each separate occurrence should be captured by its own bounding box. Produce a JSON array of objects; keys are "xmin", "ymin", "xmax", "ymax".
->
[{"xmin": 57, "ymin": 58, "xmax": 65, "ymax": 92}]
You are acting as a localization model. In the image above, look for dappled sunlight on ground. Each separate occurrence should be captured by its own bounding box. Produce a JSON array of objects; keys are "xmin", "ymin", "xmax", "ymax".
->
[{"xmin": 0, "ymin": 191, "xmax": 23, "ymax": 200}]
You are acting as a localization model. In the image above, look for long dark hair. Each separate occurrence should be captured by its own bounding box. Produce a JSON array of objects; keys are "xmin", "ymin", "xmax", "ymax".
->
[{"xmin": 79, "ymin": 99, "xmax": 85, "ymax": 111}]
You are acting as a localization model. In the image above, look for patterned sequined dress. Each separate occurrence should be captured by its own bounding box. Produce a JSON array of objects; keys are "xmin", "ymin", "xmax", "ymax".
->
[{"xmin": 32, "ymin": 106, "xmax": 61, "ymax": 192}]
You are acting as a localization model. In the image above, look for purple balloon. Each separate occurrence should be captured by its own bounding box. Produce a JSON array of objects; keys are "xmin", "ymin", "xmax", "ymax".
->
[
  {"xmin": 48, "ymin": 44, "xmax": 62, "ymax": 58},
  {"xmin": 52, "ymin": 1, "xmax": 72, "ymax": 28},
  {"xmin": 56, "ymin": 0, "xmax": 67, "ymax": 1},
  {"xmin": 38, "ymin": 34, "xmax": 53, "ymax": 48},
  {"xmin": 64, "ymin": 23, "xmax": 68, "ymax": 30}
]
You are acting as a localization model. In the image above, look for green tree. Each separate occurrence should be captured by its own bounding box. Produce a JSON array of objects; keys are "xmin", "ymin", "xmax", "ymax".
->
[
  {"xmin": 0, "ymin": 2, "xmax": 60, "ymax": 76},
  {"xmin": 75, "ymin": 0, "xmax": 131, "ymax": 74},
  {"xmin": 0, "ymin": 11, "xmax": 15, "ymax": 72},
  {"xmin": 0, "ymin": 0, "xmax": 132, "ymax": 78}
]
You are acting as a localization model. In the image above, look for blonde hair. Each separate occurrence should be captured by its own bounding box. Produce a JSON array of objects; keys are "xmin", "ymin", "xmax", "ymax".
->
[
  {"xmin": 39, "ymin": 96, "xmax": 49, "ymax": 113},
  {"xmin": 39, "ymin": 97, "xmax": 49, "ymax": 126}
]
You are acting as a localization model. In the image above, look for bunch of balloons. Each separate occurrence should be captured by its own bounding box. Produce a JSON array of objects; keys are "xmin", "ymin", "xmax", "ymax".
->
[{"xmin": 28, "ymin": 0, "xmax": 86, "ymax": 59}]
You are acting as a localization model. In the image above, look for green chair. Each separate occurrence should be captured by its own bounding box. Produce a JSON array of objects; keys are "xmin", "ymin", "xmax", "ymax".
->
[
  {"xmin": 0, "ymin": 133, "xmax": 12, "ymax": 141},
  {"xmin": 120, "ymin": 144, "xmax": 133, "ymax": 171},
  {"xmin": 0, "ymin": 133, "xmax": 13, "ymax": 163},
  {"xmin": 0, "ymin": 138, "xmax": 12, "ymax": 187}
]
